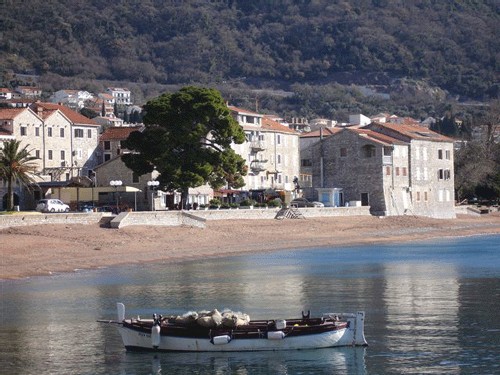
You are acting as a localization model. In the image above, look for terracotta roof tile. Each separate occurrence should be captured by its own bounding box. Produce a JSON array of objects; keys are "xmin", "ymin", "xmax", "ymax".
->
[
  {"xmin": 301, "ymin": 127, "xmax": 342, "ymax": 138},
  {"xmin": 0, "ymin": 107, "xmax": 27, "ymax": 120},
  {"xmin": 348, "ymin": 128, "xmax": 407, "ymax": 145},
  {"xmin": 261, "ymin": 117, "xmax": 298, "ymax": 134},
  {"xmin": 368, "ymin": 122, "xmax": 453, "ymax": 142},
  {"xmin": 100, "ymin": 126, "xmax": 143, "ymax": 141},
  {"xmin": 31, "ymin": 102, "xmax": 99, "ymax": 127}
]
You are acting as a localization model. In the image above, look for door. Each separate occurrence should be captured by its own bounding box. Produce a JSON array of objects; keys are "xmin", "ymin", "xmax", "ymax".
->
[{"xmin": 361, "ymin": 193, "xmax": 369, "ymax": 206}]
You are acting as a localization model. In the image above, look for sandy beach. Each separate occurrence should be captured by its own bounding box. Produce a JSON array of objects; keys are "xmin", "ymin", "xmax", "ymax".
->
[{"xmin": 1, "ymin": 213, "xmax": 499, "ymax": 280}]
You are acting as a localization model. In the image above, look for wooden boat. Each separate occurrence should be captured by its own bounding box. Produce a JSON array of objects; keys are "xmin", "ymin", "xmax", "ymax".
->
[{"xmin": 100, "ymin": 303, "xmax": 368, "ymax": 352}]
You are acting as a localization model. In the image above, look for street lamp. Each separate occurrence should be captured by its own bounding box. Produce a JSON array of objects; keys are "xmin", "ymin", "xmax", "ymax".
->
[
  {"xmin": 147, "ymin": 180, "xmax": 160, "ymax": 211},
  {"xmin": 110, "ymin": 180, "xmax": 123, "ymax": 213}
]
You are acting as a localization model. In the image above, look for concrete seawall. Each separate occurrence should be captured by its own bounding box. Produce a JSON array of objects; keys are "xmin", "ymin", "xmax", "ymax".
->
[
  {"xmin": 0, "ymin": 212, "xmax": 108, "ymax": 229},
  {"xmin": 0, "ymin": 206, "xmax": 371, "ymax": 230}
]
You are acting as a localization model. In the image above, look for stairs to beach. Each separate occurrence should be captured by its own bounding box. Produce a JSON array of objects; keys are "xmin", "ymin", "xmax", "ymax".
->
[{"xmin": 275, "ymin": 207, "xmax": 305, "ymax": 220}]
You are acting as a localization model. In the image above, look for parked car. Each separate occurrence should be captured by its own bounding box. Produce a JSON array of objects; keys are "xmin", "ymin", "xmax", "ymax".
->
[
  {"xmin": 290, "ymin": 198, "xmax": 324, "ymax": 208},
  {"xmin": 36, "ymin": 199, "xmax": 70, "ymax": 213}
]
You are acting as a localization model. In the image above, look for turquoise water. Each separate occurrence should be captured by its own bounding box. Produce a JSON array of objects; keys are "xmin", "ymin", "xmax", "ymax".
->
[{"xmin": 1, "ymin": 235, "xmax": 499, "ymax": 374}]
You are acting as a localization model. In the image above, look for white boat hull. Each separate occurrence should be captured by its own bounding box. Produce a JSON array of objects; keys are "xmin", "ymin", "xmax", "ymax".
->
[
  {"xmin": 118, "ymin": 325, "xmax": 352, "ymax": 352},
  {"xmin": 115, "ymin": 312, "xmax": 367, "ymax": 352}
]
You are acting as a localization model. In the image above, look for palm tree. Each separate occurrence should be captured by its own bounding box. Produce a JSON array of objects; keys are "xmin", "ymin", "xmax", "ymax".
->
[{"xmin": 0, "ymin": 140, "xmax": 40, "ymax": 211}]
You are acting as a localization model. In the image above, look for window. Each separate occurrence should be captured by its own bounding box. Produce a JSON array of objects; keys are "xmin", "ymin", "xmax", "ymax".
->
[
  {"xmin": 61, "ymin": 150, "xmax": 65, "ymax": 160},
  {"xmin": 438, "ymin": 189, "xmax": 443, "ymax": 202},
  {"xmin": 445, "ymin": 150, "xmax": 451, "ymax": 160},
  {"xmin": 104, "ymin": 141, "xmax": 111, "ymax": 150},
  {"xmin": 423, "ymin": 147, "xmax": 428, "ymax": 161},
  {"xmin": 277, "ymin": 134, "xmax": 281, "ymax": 145},
  {"xmin": 277, "ymin": 154, "xmax": 282, "ymax": 164},
  {"xmin": 340, "ymin": 148, "xmax": 347, "ymax": 157},
  {"xmin": 132, "ymin": 173, "xmax": 140, "ymax": 183},
  {"xmin": 383, "ymin": 147, "xmax": 392, "ymax": 156},
  {"xmin": 301, "ymin": 159, "xmax": 312, "ymax": 167},
  {"xmin": 362, "ymin": 145, "xmax": 375, "ymax": 158},
  {"xmin": 424, "ymin": 191, "xmax": 428, "ymax": 201},
  {"xmin": 74, "ymin": 129, "xmax": 84, "ymax": 138},
  {"xmin": 416, "ymin": 191, "xmax": 421, "ymax": 201},
  {"xmin": 48, "ymin": 150, "xmax": 53, "ymax": 160},
  {"xmin": 438, "ymin": 169, "xmax": 451, "ymax": 180},
  {"xmin": 21, "ymin": 126, "xmax": 27, "ymax": 136},
  {"xmin": 438, "ymin": 149, "xmax": 443, "ymax": 159},
  {"xmin": 402, "ymin": 167, "xmax": 407, "ymax": 176},
  {"xmin": 395, "ymin": 167, "xmax": 400, "ymax": 176},
  {"xmin": 104, "ymin": 153, "xmax": 111, "ymax": 162},
  {"xmin": 60, "ymin": 128, "xmax": 64, "ymax": 137},
  {"xmin": 35, "ymin": 127, "xmax": 40, "ymax": 136},
  {"xmin": 423, "ymin": 168, "xmax": 428, "ymax": 180},
  {"xmin": 35, "ymin": 150, "xmax": 40, "ymax": 158},
  {"xmin": 88, "ymin": 129, "xmax": 92, "ymax": 138},
  {"xmin": 47, "ymin": 127, "xmax": 52, "ymax": 137},
  {"xmin": 386, "ymin": 166, "xmax": 391, "ymax": 176}
]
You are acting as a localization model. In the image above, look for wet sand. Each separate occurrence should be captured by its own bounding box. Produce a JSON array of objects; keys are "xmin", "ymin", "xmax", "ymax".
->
[{"xmin": 1, "ymin": 214, "xmax": 499, "ymax": 280}]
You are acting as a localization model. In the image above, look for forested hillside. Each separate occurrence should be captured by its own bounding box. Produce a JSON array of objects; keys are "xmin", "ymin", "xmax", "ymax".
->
[{"xmin": 1, "ymin": 0, "xmax": 498, "ymax": 105}]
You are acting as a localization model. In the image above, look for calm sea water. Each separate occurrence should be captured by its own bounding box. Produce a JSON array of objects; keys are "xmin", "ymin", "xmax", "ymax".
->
[{"xmin": 1, "ymin": 235, "xmax": 499, "ymax": 375}]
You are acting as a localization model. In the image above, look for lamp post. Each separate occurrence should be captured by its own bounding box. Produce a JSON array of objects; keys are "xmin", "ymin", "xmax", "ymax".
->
[
  {"xmin": 147, "ymin": 180, "xmax": 160, "ymax": 211},
  {"xmin": 110, "ymin": 180, "xmax": 122, "ymax": 214}
]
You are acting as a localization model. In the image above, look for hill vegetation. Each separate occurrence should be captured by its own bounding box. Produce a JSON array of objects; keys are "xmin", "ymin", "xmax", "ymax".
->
[{"xmin": 1, "ymin": 0, "xmax": 498, "ymax": 114}]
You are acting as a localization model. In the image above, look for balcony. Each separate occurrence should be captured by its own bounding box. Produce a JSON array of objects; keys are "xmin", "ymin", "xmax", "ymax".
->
[
  {"xmin": 250, "ymin": 160, "xmax": 267, "ymax": 172},
  {"xmin": 250, "ymin": 141, "xmax": 266, "ymax": 152}
]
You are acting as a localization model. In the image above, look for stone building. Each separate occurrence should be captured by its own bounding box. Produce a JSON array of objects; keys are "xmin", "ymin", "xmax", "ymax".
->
[
  {"xmin": 0, "ymin": 103, "xmax": 100, "ymax": 210},
  {"xmin": 98, "ymin": 125, "xmax": 143, "ymax": 163},
  {"xmin": 309, "ymin": 122, "xmax": 456, "ymax": 218}
]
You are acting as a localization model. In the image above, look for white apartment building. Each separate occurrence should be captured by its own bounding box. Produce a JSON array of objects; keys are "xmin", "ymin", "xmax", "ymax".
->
[
  {"xmin": 106, "ymin": 87, "xmax": 131, "ymax": 105},
  {"xmin": 50, "ymin": 90, "xmax": 94, "ymax": 109},
  {"xmin": 229, "ymin": 106, "xmax": 300, "ymax": 195}
]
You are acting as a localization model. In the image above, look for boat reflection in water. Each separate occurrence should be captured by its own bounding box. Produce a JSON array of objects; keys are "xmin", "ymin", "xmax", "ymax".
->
[{"xmin": 140, "ymin": 346, "xmax": 367, "ymax": 375}]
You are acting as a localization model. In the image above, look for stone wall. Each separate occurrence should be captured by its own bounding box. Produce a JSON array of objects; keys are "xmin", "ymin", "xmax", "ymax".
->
[
  {"xmin": 110, "ymin": 211, "xmax": 206, "ymax": 229},
  {"xmin": 0, "ymin": 206, "xmax": 372, "ymax": 230},
  {"xmin": 0, "ymin": 212, "xmax": 107, "ymax": 229}
]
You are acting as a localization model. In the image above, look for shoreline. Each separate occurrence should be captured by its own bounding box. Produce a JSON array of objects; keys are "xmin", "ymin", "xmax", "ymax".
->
[{"xmin": 1, "ymin": 214, "xmax": 499, "ymax": 281}]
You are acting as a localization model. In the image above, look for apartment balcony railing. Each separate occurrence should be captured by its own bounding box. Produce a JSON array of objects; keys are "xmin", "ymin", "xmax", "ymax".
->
[
  {"xmin": 250, "ymin": 160, "xmax": 267, "ymax": 172},
  {"xmin": 298, "ymin": 173, "xmax": 313, "ymax": 188},
  {"xmin": 250, "ymin": 141, "xmax": 266, "ymax": 152}
]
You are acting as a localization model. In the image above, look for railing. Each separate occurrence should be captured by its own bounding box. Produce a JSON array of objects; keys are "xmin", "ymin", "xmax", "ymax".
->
[
  {"xmin": 298, "ymin": 173, "xmax": 313, "ymax": 188},
  {"xmin": 250, "ymin": 141, "xmax": 266, "ymax": 152},
  {"xmin": 250, "ymin": 161, "xmax": 266, "ymax": 172}
]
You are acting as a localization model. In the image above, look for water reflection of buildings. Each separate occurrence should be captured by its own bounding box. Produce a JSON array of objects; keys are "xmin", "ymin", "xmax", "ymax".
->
[{"xmin": 382, "ymin": 262, "xmax": 460, "ymax": 372}]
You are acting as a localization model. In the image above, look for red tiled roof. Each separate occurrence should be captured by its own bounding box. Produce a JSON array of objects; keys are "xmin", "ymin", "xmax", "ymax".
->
[
  {"xmin": 368, "ymin": 122, "xmax": 453, "ymax": 142},
  {"xmin": 31, "ymin": 102, "xmax": 99, "ymax": 126},
  {"xmin": 261, "ymin": 117, "xmax": 298, "ymax": 134},
  {"xmin": 300, "ymin": 127, "xmax": 342, "ymax": 138},
  {"xmin": 0, "ymin": 107, "xmax": 27, "ymax": 120},
  {"xmin": 349, "ymin": 128, "xmax": 406, "ymax": 145},
  {"xmin": 100, "ymin": 126, "xmax": 143, "ymax": 141}
]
